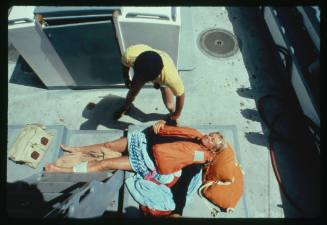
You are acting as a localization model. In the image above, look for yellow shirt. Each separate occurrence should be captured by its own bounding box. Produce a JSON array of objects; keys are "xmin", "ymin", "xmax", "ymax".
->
[{"xmin": 121, "ymin": 44, "xmax": 185, "ymax": 96}]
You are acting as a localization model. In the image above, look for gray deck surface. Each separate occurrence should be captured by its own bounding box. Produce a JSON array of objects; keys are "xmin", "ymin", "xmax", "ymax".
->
[
  {"xmin": 7, "ymin": 127, "xmax": 124, "ymax": 215},
  {"xmin": 7, "ymin": 7, "xmax": 320, "ymax": 218}
]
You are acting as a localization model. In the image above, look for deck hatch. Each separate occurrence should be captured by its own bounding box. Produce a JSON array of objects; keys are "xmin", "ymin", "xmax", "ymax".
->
[{"xmin": 198, "ymin": 28, "xmax": 239, "ymax": 58}]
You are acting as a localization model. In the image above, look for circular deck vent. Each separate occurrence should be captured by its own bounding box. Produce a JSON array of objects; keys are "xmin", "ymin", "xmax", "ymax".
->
[{"xmin": 198, "ymin": 28, "xmax": 239, "ymax": 58}]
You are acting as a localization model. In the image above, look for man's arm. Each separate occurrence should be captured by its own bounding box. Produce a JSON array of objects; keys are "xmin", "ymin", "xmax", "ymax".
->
[
  {"xmin": 122, "ymin": 64, "xmax": 131, "ymax": 88},
  {"xmin": 114, "ymin": 79, "xmax": 144, "ymax": 120},
  {"xmin": 125, "ymin": 79, "xmax": 143, "ymax": 107},
  {"xmin": 170, "ymin": 93, "xmax": 185, "ymax": 121}
]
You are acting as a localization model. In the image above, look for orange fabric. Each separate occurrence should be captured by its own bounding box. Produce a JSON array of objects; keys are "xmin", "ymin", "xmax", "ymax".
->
[
  {"xmin": 203, "ymin": 143, "xmax": 235, "ymax": 182},
  {"xmin": 152, "ymin": 125, "xmax": 211, "ymax": 174},
  {"xmin": 201, "ymin": 143, "xmax": 244, "ymax": 210},
  {"xmin": 202, "ymin": 164, "xmax": 244, "ymax": 209},
  {"xmin": 157, "ymin": 125, "xmax": 204, "ymax": 139},
  {"xmin": 153, "ymin": 142, "xmax": 208, "ymax": 174}
]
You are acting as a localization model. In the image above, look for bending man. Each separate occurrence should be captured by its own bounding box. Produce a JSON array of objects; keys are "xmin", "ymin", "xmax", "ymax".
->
[{"xmin": 115, "ymin": 44, "xmax": 185, "ymax": 124}]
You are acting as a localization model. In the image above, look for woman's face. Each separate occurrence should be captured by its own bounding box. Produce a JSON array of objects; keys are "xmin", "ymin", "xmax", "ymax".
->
[{"xmin": 201, "ymin": 133, "xmax": 220, "ymax": 150}]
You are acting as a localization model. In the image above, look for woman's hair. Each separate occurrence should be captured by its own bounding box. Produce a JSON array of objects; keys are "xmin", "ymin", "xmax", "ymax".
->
[
  {"xmin": 212, "ymin": 132, "xmax": 227, "ymax": 152},
  {"xmin": 133, "ymin": 51, "xmax": 163, "ymax": 82}
]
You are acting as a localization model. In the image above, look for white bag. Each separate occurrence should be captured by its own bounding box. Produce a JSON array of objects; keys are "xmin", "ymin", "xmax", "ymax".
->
[{"xmin": 8, "ymin": 124, "xmax": 54, "ymax": 169}]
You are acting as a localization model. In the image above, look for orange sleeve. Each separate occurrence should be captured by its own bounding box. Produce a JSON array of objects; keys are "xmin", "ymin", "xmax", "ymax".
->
[
  {"xmin": 152, "ymin": 142, "xmax": 194, "ymax": 174},
  {"xmin": 158, "ymin": 125, "xmax": 204, "ymax": 138}
]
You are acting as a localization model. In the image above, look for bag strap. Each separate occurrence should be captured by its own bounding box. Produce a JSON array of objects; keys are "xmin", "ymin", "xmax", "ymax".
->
[
  {"xmin": 198, "ymin": 162, "xmax": 244, "ymax": 216},
  {"xmin": 198, "ymin": 181, "xmax": 221, "ymax": 217}
]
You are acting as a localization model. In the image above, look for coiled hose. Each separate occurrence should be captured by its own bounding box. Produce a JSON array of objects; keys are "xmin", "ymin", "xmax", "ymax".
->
[
  {"xmin": 256, "ymin": 44, "xmax": 320, "ymax": 215},
  {"xmin": 257, "ymin": 95, "xmax": 305, "ymax": 214}
]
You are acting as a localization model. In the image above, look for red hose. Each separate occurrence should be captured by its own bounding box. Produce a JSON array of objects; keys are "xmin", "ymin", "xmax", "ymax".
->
[
  {"xmin": 258, "ymin": 95, "xmax": 307, "ymax": 215},
  {"xmin": 268, "ymin": 135, "xmax": 306, "ymax": 214}
]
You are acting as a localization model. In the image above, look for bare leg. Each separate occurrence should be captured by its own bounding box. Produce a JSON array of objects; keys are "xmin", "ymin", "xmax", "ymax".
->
[
  {"xmin": 44, "ymin": 164, "xmax": 73, "ymax": 172},
  {"xmin": 44, "ymin": 156, "xmax": 132, "ymax": 173},
  {"xmin": 160, "ymin": 86, "xmax": 175, "ymax": 114},
  {"xmin": 60, "ymin": 136, "xmax": 128, "ymax": 154}
]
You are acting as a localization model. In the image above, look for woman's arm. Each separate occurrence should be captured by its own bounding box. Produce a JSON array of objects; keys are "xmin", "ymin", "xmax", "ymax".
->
[{"xmin": 114, "ymin": 79, "xmax": 144, "ymax": 120}]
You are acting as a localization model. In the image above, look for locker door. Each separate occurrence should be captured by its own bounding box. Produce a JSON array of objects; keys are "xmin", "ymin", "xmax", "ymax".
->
[{"xmin": 43, "ymin": 17, "xmax": 124, "ymax": 87}]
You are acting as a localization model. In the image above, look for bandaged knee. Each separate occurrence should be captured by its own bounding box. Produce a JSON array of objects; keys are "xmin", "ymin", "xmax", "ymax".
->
[{"xmin": 73, "ymin": 161, "xmax": 88, "ymax": 173}]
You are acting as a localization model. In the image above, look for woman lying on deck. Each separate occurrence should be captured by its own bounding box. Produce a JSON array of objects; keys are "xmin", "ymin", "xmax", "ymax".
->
[
  {"xmin": 44, "ymin": 120, "xmax": 228, "ymax": 217},
  {"xmin": 44, "ymin": 120, "xmax": 226, "ymax": 174}
]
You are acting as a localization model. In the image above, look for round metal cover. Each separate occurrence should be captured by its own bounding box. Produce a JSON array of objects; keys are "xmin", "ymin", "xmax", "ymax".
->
[{"xmin": 198, "ymin": 28, "xmax": 239, "ymax": 58}]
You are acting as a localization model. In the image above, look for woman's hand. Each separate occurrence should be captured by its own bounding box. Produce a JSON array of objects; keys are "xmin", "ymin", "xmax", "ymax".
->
[{"xmin": 153, "ymin": 120, "xmax": 166, "ymax": 134}]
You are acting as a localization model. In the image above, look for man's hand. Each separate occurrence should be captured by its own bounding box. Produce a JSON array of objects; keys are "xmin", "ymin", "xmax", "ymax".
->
[
  {"xmin": 165, "ymin": 112, "xmax": 179, "ymax": 126},
  {"xmin": 166, "ymin": 117, "xmax": 178, "ymax": 126},
  {"xmin": 153, "ymin": 120, "xmax": 166, "ymax": 134},
  {"xmin": 169, "ymin": 93, "xmax": 184, "ymax": 125},
  {"xmin": 114, "ymin": 105, "xmax": 130, "ymax": 120},
  {"xmin": 169, "ymin": 112, "xmax": 179, "ymax": 121}
]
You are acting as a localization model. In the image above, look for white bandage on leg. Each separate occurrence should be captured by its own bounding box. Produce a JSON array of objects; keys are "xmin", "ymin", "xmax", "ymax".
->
[{"xmin": 73, "ymin": 161, "xmax": 88, "ymax": 173}]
